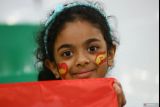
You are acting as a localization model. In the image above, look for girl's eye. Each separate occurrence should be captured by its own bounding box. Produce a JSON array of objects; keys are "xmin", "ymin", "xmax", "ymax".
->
[
  {"xmin": 62, "ymin": 51, "xmax": 73, "ymax": 57},
  {"xmin": 88, "ymin": 46, "xmax": 99, "ymax": 53}
]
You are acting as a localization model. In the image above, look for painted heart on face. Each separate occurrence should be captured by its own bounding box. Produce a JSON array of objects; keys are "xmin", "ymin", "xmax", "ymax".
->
[
  {"xmin": 58, "ymin": 63, "xmax": 68, "ymax": 78},
  {"xmin": 95, "ymin": 52, "xmax": 107, "ymax": 65}
]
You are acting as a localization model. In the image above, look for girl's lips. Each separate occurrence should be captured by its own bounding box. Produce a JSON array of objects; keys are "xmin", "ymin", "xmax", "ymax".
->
[{"xmin": 73, "ymin": 70, "xmax": 95, "ymax": 79}]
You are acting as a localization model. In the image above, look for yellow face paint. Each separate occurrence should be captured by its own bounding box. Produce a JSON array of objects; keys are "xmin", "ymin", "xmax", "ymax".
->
[
  {"xmin": 58, "ymin": 63, "xmax": 68, "ymax": 78},
  {"xmin": 95, "ymin": 52, "xmax": 107, "ymax": 65}
]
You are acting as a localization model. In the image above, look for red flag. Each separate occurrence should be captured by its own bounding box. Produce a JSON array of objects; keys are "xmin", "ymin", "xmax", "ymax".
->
[{"xmin": 0, "ymin": 78, "xmax": 118, "ymax": 107}]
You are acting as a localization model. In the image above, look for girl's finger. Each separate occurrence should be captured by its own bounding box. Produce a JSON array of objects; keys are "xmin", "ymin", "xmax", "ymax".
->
[{"xmin": 113, "ymin": 81, "xmax": 126, "ymax": 107}]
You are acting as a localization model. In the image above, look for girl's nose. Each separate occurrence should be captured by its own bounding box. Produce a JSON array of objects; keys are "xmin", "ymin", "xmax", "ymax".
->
[{"xmin": 76, "ymin": 52, "xmax": 90, "ymax": 67}]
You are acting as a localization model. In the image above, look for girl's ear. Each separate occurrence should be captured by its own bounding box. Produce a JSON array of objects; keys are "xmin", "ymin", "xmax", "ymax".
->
[
  {"xmin": 45, "ymin": 59, "xmax": 60, "ymax": 79},
  {"xmin": 107, "ymin": 45, "xmax": 116, "ymax": 66}
]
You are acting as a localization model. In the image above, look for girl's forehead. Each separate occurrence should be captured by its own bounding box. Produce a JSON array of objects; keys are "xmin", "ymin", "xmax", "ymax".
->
[
  {"xmin": 54, "ymin": 21, "xmax": 106, "ymax": 50},
  {"xmin": 57, "ymin": 20, "xmax": 104, "ymax": 41}
]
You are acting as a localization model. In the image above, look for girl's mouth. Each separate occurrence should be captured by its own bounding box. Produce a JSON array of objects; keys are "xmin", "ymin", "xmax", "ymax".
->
[{"xmin": 73, "ymin": 70, "xmax": 95, "ymax": 79}]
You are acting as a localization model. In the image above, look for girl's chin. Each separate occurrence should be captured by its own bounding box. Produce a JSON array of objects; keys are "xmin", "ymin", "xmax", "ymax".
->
[
  {"xmin": 63, "ymin": 71, "xmax": 106, "ymax": 79},
  {"xmin": 72, "ymin": 71, "xmax": 96, "ymax": 79}
]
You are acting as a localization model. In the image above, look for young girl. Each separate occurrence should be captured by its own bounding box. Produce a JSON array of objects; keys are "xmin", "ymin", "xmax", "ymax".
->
[{"xmin": 36, "ymin": 0, "xmax": 126, "ymax": 106}]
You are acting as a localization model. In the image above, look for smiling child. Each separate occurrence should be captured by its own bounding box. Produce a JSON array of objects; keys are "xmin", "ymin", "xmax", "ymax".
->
[{"xmin": 36, "ymin": 1, "xmax": 126, "ymax": 106}]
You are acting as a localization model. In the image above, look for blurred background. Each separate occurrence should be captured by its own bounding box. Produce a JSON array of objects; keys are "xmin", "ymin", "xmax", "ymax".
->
[{"xmin": 0, "ymin": 0, "xmax": 159, "ymax": 107}]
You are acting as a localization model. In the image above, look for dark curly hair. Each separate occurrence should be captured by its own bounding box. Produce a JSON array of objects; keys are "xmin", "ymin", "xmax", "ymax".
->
[{"xmin": 36, "ymin": 3, "xmax": 118, "ymax": 81}]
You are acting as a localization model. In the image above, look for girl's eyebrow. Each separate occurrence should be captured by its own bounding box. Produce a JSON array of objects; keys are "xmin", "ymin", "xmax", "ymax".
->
[
  {"xmin": 57, "ymin": 38, "xmax": 100, "ymax": 51},
  {"xmin": 85, "ymin": 38, "xmax": 101, "ymax": 45},
  {"xmin": 57, "ymin": 44, "xmax": 74, "ymax": 52}
]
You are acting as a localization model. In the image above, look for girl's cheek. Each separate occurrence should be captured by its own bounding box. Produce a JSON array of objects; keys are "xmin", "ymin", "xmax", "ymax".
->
[
  {"xmin": 58, "ymin": 63, "xmax": 68, "ymax": 79},
  {"xmin": 95, "ymin": 52, "xmax": 107, "ymax": 66},
  {"xmin": 95, "ymin": 52, "xmax": 108, "ymax": 77}
]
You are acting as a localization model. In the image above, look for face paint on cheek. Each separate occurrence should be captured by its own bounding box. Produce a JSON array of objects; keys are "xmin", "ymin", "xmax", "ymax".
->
[
  {"xmin": 95, "ymin": 52, "xmax": 107, "ymax": 65},
  {"xmin": 95, "ymin": 52, "xmax": 108, "ymax": 77},
  {"xmin": 58, "ymin": 63, "xmax": 68, "ymax": 79}
]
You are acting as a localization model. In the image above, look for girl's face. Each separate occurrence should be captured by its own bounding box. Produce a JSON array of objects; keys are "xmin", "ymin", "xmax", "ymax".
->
[{"xmin": 46, "ymin": 20, "xmax": 115, "ymax": 80}]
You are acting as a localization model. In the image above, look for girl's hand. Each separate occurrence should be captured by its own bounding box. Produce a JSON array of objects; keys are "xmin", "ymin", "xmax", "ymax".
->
[{"xmin": 113, "ymin": 80, "xmax": 126, "ymax": 107}]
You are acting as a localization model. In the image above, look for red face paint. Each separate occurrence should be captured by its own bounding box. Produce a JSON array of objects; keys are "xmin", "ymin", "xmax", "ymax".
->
[
  {"xmin": 58, "ymin": 63, "xmax": 68, "ymax": 79},
  {"xmin": 95, "ymin": 52, "xmax": 107, "ymax": 65}
]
